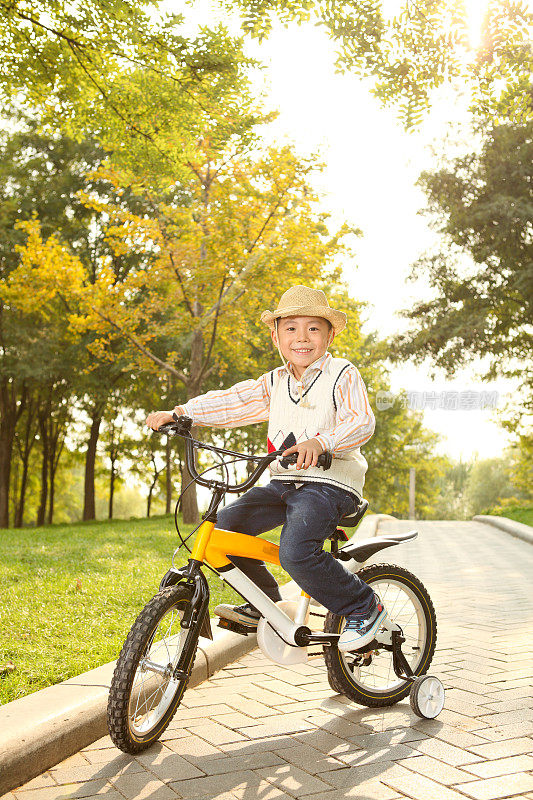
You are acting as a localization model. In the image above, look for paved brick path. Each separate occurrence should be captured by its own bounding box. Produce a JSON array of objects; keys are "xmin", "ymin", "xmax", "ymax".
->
[{"xmin": 6, "ymin": 521, "xmax": 533, "ymax": 800}]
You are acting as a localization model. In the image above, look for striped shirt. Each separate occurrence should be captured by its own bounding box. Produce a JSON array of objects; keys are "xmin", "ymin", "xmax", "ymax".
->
[{"xmin": 175, "ymin": 353, "xmax": 375, "ymax": 454}]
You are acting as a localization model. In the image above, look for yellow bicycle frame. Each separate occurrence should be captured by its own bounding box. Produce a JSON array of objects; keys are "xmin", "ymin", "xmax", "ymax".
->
[{"xmin": 190, "ymin": 521, "xmax": 281, "ymax": 570}]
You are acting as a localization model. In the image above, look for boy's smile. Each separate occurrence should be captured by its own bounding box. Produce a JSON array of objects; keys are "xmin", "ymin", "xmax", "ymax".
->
[{"xmin": 273, "ymin": 316, "xmax": 334, "ymax": 380}]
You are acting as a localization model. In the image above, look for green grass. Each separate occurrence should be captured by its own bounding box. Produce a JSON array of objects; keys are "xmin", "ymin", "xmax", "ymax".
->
[
  {"xmin": 487, "ymin": 505, "xmax": 533, "ymax": 527},
  {"xmin": 0, "ymin": 515, "xmax": 286, "ymax": 706}
]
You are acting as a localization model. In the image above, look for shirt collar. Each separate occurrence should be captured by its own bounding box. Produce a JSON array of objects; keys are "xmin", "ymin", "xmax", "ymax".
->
[{"xmin": 283, "ymin": 351, "xmax": 331, "ymax": 382}]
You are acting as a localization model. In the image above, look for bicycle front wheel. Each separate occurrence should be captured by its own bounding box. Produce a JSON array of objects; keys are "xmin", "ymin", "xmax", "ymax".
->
[
  {"xmin": 324, "ymin": 562, "xmax": 437, "ymax": 707},
  {"xmin": 107, "ymin": 584, "xmax": 198, "ymax": 753}
]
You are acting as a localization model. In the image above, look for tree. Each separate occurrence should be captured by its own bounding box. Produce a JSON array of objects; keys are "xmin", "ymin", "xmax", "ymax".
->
[
  {"xmin": 0, "ymin": 122, "xmax": 107, "ymax": 527},
  {"xmin": 0, "ymin": 218, "xmax": 88, "ymax": 525},
  {"xmin": 389, "ymin": 122, "xmax": 532, "ymax": 415},
  {"xmin": 127, "ymin": 433, "xmax": 166, "ymax": 518},
  {"xmin": 0, "ymin": 3, "xmax": 262, "ymax": 180},
  {"xmin": 227, "ymin": 0, "xmax": 533, "ymax": 125},
  {"xmin": 464, "ymin": 456, "xmax": 515, "ymax": 515},
  {"xmin": 361, "ymin": 386, "xmax": 447, "ymax": 519},
  {"xmin": 11, "ymin": 394, "xmax": 39, "ymax": 527},
  {"xmin": 431, "ymin": 456, "xmax": 472, "ymax": 520},
  {"xmin": 1, "ymin": 1, "xmax": 531, "ymax": 130},
  {"xmin": 0, "ymin": 122, "xmax": 126, "ymax": 526},
  {"xmin": 76, "ymin": 141, "xmax": 356, "ymax": 522}
]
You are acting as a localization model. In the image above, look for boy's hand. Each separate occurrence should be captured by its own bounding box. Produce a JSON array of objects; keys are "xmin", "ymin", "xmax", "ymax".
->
[
  {"xmin": 282, "ymin": 438, "xmax": 324, "ymax": 470},
  {"xmin": 146, "ymin": 410, "xmax": 175, "ymax": 430}
]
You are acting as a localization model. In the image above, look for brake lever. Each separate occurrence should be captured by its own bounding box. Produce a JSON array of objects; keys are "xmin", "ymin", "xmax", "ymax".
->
[{"xmin": 156, "ymin": 422, "xmax": 175, "ymax": 433}]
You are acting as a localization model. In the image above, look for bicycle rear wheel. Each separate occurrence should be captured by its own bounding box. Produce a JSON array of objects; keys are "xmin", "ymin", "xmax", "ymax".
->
[
  {"xmin": 324, "ymin": 563, "xmax": 437, "ymax": 707},
  {"xmin": 107, "ymin": 584, "xmax": 198, "ymax": 753}
]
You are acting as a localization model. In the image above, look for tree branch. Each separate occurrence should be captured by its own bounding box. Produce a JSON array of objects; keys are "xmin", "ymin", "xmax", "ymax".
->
[
  {"xmin": 3, "ymin": 5, "xmax": 88, "ymax": 51},
  {"xmin": 168, "ymin": 251, "xmax": 194, "ymax": 316},
  {"xmin": 196, "ymin": 276, "xmax": 225, "ymax": 384},
  {"xmin": 186, "ymin": 160, "xmax": 205, "ymax": 184},
  {"xmin": 91, "ymin": 306, "xmax": 189, "ymax": 385},
  {"xmin": 2, "ymin": 3, "xmax": 213, "ymax": 117},
  {"xmin": 200, "ymin": 179, "xmax": 291, "ymax": 324}
]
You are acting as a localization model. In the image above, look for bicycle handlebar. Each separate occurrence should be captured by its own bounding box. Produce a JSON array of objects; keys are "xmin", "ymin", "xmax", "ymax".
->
[{"xmin": 156, "ymin": 415, "xmax": 332, "ymax": 494}]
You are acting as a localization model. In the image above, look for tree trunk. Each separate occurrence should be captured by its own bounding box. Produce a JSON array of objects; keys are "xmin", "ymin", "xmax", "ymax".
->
[
  {"xmin": 179, "ymin": 456, "xmax": 199, "ymax": 523},
  {"xmin": 0, "ymin": 379, "xmax": 23, "ymax": 528},
  {"xmin": 15, "ymin": 458, "xmax": 29, "ymax": 528},
  {"xmin": 83, "ymin": 409, "xmax": 103, "ymax": 521},
  {"xmin": 11, "ymin": 458, "xmax": 19, "ymax": 526},
  {"xmin": 47, "ymin": 458, "xmax": 55, "ymax": 526},
  {"xmin": 47, "ymin": 420, "xmax": 64, "ymax": 526},
  {"xmin": 14, "ymin": 399, "xmax": 38, "ymax": 528},
  {"xmin": 147, "ymin": 484, "xmax": 153, "ymax": 518},
  {"xmin": 109, "ymin": 459, "xmax": 115, "ymax": 519},
  {"xmin": 180, "ymin": 321, "xmax": 204, "ymax": 525},
  {"xmin": 165, "ymin": 436, "xmax": 172, "ymax": 514},
  {"xmin": 47, "ymin": 434, "xmax": 64, "ymax": 526},
  {"xmin": 0, "ymin": 422, "xmax": 14, "ymax": 528},
  {"xmin": 16, "ymin": 455, "xmax": 30, "ymax": 528},
  {"xmin": 37, "ymin": 412, "xmax": 48, "ymax": 527}
]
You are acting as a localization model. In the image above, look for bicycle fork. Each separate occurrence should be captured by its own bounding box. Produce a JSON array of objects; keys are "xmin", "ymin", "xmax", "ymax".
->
[{"xmin": 158, "ymin": 563, "xmax": 213, "ymax": 683}]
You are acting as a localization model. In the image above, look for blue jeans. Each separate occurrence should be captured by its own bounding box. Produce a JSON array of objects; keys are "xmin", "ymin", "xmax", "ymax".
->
[{"xmin": 216, "ymin": 480, "xmax": 375, "ymax": 617}]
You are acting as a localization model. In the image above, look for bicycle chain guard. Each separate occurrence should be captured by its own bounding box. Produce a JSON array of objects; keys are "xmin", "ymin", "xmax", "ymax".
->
[{"xmin": 257, "ymin": 600, "xmax": 309, "ymax": 665}]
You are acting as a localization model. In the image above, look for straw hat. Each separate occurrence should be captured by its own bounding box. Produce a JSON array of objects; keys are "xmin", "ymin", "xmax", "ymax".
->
[{"xmin": 261, "ymin": 285, "xmax": 347, "ymax": 334}]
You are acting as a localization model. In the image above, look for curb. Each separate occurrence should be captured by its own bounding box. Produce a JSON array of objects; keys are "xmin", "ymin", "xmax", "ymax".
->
[
  {"xmin": 0, "ymin": 626, "xmax": 255, "ymax": 795},
  {"xmin": 473, "ymin": 514, "xmax": 533, "ymax": 545},
  {"xmin": 0, "ymin": 512, "xmax": 381, "ymax": 794},
  {"xmin": 370, "ymin": 513, "xmax": 398, "ymax": 537}
]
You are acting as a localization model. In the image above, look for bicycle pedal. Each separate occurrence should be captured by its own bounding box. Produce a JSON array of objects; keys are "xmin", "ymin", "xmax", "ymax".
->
[{"xmin": 217, "ymin": 618, "xmax": 256, "ymax": 636}]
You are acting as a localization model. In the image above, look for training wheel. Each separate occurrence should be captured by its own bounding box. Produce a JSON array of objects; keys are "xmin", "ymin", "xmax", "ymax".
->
[{"xmin": 409, "ymin": 675, "xmax": 445, "ymax": 719}]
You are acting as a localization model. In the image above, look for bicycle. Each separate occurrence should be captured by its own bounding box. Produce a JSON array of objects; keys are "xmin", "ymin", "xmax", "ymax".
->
[{"xmin": 107, "ymin": 415, "xmax": 445, "ymax": 754}]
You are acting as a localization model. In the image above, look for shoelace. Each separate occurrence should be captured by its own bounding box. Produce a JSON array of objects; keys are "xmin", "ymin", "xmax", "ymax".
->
[
  {"xmin": 344, "ymin": 617, "xmax": 366, "ymax": 631},
  {"xmin": 344, "ymin": 601, "xmax": 382, "ymax": 632},
  {"xmin": 238, "ymin": 604, "xmax": 260, "ymax": 617}
]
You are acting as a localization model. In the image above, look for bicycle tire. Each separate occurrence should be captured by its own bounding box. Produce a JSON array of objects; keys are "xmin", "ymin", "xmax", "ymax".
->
[
  {"xmin": 327, "ymin": 670, "xmax": 345, "ymax": 694},
  {"xmin": 107, "ymin": 584, "xmax": 197, "ymax": 753},
  {"xmin": 324, "ymin": 563, "xmax": 437, "ymax": 708}
]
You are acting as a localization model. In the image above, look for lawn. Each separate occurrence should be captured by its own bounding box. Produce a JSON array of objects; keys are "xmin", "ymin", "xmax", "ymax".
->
[
  {"xmin": 489, "ymin": 505, "xmax": 533, "ymax": 527},
  {"xmin": 0, "ymin": 514, "xmax": 286, "ymax": 705}
]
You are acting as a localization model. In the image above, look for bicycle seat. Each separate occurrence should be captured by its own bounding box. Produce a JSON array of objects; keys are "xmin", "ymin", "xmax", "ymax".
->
[{"xmin": 339, "ymin": 498, "xmax": 369, "ymax": 528}]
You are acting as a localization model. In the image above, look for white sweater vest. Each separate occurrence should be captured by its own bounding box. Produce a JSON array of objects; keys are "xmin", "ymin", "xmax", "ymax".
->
[{"xmin": 267, "ymin": 358, "xmax": 368, "ymax": 499}]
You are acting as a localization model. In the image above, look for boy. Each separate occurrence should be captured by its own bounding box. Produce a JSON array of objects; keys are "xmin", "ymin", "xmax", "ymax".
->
[{"xmin": 146, "ymin": 285, "xmax": 386, "ymax": 651}]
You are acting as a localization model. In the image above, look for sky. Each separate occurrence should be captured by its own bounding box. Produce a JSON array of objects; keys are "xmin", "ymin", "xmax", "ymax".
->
[
  {"xmin": 166, "ymin": 0, "xmax": 521, "ymax": 462},
  {"xmin": 244, "ymin": 23, "xmax": 518, "ymax": 462}
]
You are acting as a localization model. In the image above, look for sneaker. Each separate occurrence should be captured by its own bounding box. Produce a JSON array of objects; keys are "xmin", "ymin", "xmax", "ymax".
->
[
  {"xmin": 214, "ymin": 602, "xmax": 261, "ymax": 629},
  {"xmin": 338, "ymin": 594, "xmax": 387, "ymax": 652}
]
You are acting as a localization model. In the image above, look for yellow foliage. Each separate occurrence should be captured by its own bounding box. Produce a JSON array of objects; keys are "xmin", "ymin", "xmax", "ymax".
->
[{"xmin": 1, "ymin": 221, "xmax": 85, "ymax": 322}]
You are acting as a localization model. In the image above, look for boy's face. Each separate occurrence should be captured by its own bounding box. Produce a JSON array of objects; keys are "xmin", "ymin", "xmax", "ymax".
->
[{"xmin": 272, "ymin": 316, "xmax": 334, "ymax": 374}]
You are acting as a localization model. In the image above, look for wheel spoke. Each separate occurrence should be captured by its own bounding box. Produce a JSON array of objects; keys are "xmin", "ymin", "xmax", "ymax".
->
[
  {"xmin": 122, "ymin": 595, "xmax": 191, "ymax": 736},
  {"xmin": 335, "ymin": 572, "xmax": 432, "ymax": 696}
]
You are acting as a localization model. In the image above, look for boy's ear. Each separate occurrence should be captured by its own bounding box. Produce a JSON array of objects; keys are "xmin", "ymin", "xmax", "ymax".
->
[{"xmin": 271, "ymin": 328, "xmax": 278, "ymax": 347}]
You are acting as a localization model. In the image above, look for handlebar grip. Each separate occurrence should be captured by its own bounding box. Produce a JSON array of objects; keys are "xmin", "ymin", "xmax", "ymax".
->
[
  {"xmin": 156, "ymin": 415, "xmax": 193, "ymax": 435},
  {"xmin": 172, "ymin": 413, "xmax": 193, "ymax": 432},
  {"xmin": 279, "ymin": 451, "xmax": 332, "ymax": 470},
  {"xmin": 320, "ymin": 451, "xmax": 333, "ymax": 470}
]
